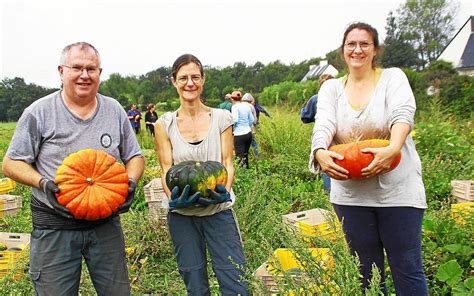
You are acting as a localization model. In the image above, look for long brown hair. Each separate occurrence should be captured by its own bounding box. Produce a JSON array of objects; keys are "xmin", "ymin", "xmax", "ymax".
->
[{"xmin": 340, "ymin": 22, "xmax": 380, "ymax": 69}]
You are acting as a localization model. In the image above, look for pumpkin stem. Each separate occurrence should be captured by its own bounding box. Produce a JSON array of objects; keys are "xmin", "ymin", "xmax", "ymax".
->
[{"xmin": 86, "ymin": 177, "xmax": 94, "ymax": 184}]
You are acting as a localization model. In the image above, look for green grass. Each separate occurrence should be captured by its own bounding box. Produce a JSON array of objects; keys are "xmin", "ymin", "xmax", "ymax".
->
[{"xmin": 1, "ymin": 102, "xmax": 473, "ymax": 294}]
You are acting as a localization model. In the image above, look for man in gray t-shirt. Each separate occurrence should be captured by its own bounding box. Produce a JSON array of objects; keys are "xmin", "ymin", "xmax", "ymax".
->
[{"xmin": 2, "ymin": 42, "xmax": 144, "ymax": 296}]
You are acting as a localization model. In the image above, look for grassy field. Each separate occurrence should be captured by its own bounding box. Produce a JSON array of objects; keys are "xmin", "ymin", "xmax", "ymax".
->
[{"xmin": 0, "ymin": 104, "xmax": 473, "ymax": 295}]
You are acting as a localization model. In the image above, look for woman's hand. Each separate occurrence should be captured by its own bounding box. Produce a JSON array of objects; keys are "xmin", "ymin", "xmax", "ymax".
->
[
  {"xmin": 315, "ymin": 149, "xmax": 349, "ymax": 180},
  {"xmin": 360, "ymin": 145, "xmax": 400, "ymax": 178}
]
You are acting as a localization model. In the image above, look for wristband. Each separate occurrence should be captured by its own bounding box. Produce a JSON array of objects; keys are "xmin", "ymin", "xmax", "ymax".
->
[{"xmin": 39, "ymin": 177, "xmax": 49, "ymax": 192}]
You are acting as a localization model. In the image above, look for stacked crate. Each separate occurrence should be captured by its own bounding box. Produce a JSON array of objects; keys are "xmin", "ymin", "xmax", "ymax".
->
[
  {"xmin": 450, "ymin": 180, "xmax": 474, "ymax": 225},
  {"xmin": 253, "ymin": 248, "xmax": 334, "ymax": 294},
  {"xmin": 0, "ymin": 178, "xmax": 21, "ymax": 218},
  {"xmin": 0, "ymin": 232, "xmax": 31, "ymax": 280},
  {"xmin": 282, "ymin": 208, "xmax": 340, "ymax": 243},
  {"xmin": 254, "ymin": 208, "xmax": 340, "ymax": 294},
  {"xmin": 143, "ymin": 178, "xmax": 167, "ymax": 223}
]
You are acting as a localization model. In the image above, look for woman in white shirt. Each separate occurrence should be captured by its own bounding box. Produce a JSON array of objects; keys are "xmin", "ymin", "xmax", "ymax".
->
[{"xmin": 230, "ymin": 90, "xmax": 254, "ymax": 168}]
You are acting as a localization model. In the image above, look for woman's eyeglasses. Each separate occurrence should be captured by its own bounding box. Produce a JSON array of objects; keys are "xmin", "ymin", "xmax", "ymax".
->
[
  {"xmin": 176, "ymin": 75, "xmax": 203, "ymax": 86},
  {"xmin": 344, "ymin": 42, "xmax": 374, "ymax": 51}
]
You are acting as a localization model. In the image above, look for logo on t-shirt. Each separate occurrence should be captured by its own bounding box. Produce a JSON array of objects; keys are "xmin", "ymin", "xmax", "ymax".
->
[{"xmin": 100, "ymin": 133, "xmax": 112, "ymax": 148}]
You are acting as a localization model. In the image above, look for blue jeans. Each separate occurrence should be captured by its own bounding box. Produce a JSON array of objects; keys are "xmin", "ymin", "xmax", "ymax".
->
[
  {"xmin": 332, "ymin": 205, "xmax": 427, "ymax": 296},
  {"xmin": 29, "ymin": 216, "xmax": 130, "ymax": 296},
  {"xmin": 168, "ymin": 209, "xmax": 248, "ymax": 295},
  {"xmin": 322, "ymin": 172, "xmax": 331, "ymax": 193},
  {"xmin": 251, "ymin": 135, "xmax": 260, "ymax": 159}
]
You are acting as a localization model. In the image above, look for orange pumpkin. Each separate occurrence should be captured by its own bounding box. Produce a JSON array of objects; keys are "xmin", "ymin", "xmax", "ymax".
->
[
  {"xmin": 55, "ymin": 149, "xmax": 129, "ymax": 220},
  {"xmin": 328, "ymin": 139, "xmax": 401, "ymax": 180}
]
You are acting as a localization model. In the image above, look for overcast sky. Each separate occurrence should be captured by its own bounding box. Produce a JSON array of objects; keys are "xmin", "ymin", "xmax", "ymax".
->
[{"xmin": 1, "ymin": 0, "xmax": 472, "ymax": 88}]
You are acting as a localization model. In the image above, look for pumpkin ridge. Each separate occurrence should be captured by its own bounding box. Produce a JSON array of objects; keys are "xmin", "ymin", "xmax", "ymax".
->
[
  {"xmin": 89, "ymin": 186, "xmax": 112, "ymax": 220},
  {"xmin": 93, "ymin": 162, "xmax": 125, "ymax": 182},
  {"xmin": 102, "ymin": 191, "xmax": 125, "ymax": 210},
  {"xmin": 92, "ymin": 153, "xmax": 117, "ymax": 180},
  {"xmin": 90, "ymin": 150, "xmax": 107, "ymax": 177},
  {"xmin": 94, "ymin": 168, "xmax": 128, "ymax": 183},
  {"xmin": 95, "ymin": 182, "xmax": 129, "ymax": 196},
  {"xmin": 62, "ymin": 163, "xmax": 89, "ymax": 180},
  {"xmin": 73, "ymin": 151, "xmax": 96, "ymax": 178}
]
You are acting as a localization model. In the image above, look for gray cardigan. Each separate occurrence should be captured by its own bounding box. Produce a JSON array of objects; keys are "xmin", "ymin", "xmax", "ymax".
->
[{"xmin": 309, "ymin": 68, "xmax": 427, "ymax": 209}]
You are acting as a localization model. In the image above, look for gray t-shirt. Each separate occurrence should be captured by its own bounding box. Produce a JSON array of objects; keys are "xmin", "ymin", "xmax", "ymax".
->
[
  {"xmin": 6, "ymin": 90, "xmax": 142, "ymax": 208},
  {"xmin": 158, "ymin": 108, "xmax": 235, "ymax": 216}
]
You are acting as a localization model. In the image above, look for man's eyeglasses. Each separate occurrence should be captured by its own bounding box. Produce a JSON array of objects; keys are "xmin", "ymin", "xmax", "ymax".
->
[
  {"xmin": 61, "ymin": 65, "xmax": 102, "ymax": 76},
  {"xmin": 344, "ymin": 41, "xmax": 374, "ymax": 51},
  {"xmin": 176, "ymin": 75, "xmax": 203, "ymax": 86}
]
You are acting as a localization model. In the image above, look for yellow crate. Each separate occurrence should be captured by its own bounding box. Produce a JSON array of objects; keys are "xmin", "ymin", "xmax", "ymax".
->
[
  {"xmin": 0, "ymin": 178, "xmax": 16, "ymax": 195},
  {"xmin": 451, "ymin": 180, "xmax": 474, "ymax": 202},
  {"xmin": 0, "ymin": 232, "xmax": 30, "ymax": 279},
  {"xmin": 267, "ymin": 248, "xmax": 334, "ymax": 274},
  {"xmin": 254, "ymin": 249, "xmax": 335, "ymax": 295},
  {"xmin": 282, "ymin": 208, "xmax": 339, "ymax": 241},
  {"xmin": 451, "ymin": 202, "xmax": 474, "ymax": 225}
]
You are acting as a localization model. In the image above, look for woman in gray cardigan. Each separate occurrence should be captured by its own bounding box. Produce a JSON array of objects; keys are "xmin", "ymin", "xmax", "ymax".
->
[{"xmin": 310, "ymin": 22, "xmax": 427, "ymax": 295}]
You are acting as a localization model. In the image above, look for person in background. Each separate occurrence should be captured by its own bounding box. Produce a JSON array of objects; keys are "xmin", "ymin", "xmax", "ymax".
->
[
  {"xmin": 242, "ymin": 93, "xmax": 260, "ymax": 159},
  {"xmin": 217, "ymin": 93, "xmax": 232, "ymax": 111},
  {"xmin": 253, "ymin": 98, "xmax": 270, "ymax": 121},
  {"xmin": 310, "ymin": 22, "xmax": 427, "ymax": 295},
  {"xmin": 231, "ymin": 90, "xmax": 254, "ymax": 168},
  {"xmin": 154, "ymin": 54, "xmax": 248, "ymax": 295},
  {"xmin": 301, "ymin": 73, "xmax": 334, "ymax": 192},
  {"xmin": 145, "ymin": 103, "xmax": 158, "ymax": 136},
  {"xmin": 300, "ymin": 74, "xmax": 334, "ymax": 124},
  {"xmin": 127, "ymin": 103, "xmax": 142, "ymax": 134},
  {"xmin": 2, "ymin": 42, "xmax": 144, "ymax": 296}
]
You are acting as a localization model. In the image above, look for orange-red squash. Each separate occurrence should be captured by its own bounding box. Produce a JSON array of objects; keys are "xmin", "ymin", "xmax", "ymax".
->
[
  {"xmin": 55, "ymin": 149, "xmax": 129, "ymax": 220},
  {"xmin": 328, "ymin": 139, "xmax": 401, "ymax": 180}
]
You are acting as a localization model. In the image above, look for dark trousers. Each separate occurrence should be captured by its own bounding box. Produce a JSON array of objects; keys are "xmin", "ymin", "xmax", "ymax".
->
[
  {"xmin": 332, "ymin": 204, "xmax": 427, "ymax": 296},
  {"xmin": 168, "ymin": 210, "xmax": 248, "ymax": 295},
  {"xmin": 29, "ymin": 216, "xmax": 130, "ymax": 296},
  {"xmin": 234, "ymin": 132, "xmax": 252, "ymax": 168},
  {"xmin": 146, "ymin": 124, "xmax": 155, "ymax": 136}
]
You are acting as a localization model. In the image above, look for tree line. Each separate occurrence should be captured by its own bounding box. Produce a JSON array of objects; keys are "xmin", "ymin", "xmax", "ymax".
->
[{"xmin": 0, "ymin": 0, "xmax": 460, "ymax": 122}]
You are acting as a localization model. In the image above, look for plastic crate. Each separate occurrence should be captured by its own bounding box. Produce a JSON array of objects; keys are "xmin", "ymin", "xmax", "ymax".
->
[
  {"xmin": 451, "ymin": 202, "xmax": 474, "ymax": 225},
  {"xmin": 254, "ymin": 248, "xmax": 334, "ymax": 295},
  {"xmin": 0, "ymin": 195, "xmax": 22, "ymax": 218},
  {"xmin": 0, "ymin": 178, "xmax": 16, "ymax": 195},
  {"xmin": 282, "ymin": 208, "xmax": 339, "ymax": 241},
  {"xmin": 267, "ymin": 248, "xmax": 334, "ymax": 274},
  {"xmin": 0, "ymin": 232, "xmax": 31, "ymax": 279},
  {"xmin": 451, "ymin": 180, "xmax": 474, "ymax": 203}
]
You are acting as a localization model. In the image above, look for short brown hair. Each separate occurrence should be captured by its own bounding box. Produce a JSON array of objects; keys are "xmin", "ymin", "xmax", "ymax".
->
[
  {"xmin": 171, "ymin": 54, "xmax": 204, "ymax": 80},
  {"xmin": 318, "ymin": 74, "xmax": 334, "ymax": 86}
]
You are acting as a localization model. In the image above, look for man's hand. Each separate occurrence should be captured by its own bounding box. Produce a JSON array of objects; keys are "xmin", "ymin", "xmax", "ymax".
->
[
  {"xmin": 118, "ymin": 178, "xmax": 137, "ymax": 214},
  {"xmin": 40, "ymin": 178, "xmax": 74, "ymax": 219},
  {"xmin": 197, "ymin": 184, "xmax": 231, "ymax": 206},
  {"xmin": 168, "ymin": 185, "xmax": 201, "ymax": 210}
]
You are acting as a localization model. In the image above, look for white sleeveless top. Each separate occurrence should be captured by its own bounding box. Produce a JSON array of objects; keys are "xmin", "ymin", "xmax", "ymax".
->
[{"xmin": 157, "ymin": 108, "xmax": 235, "ymax": 216}]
